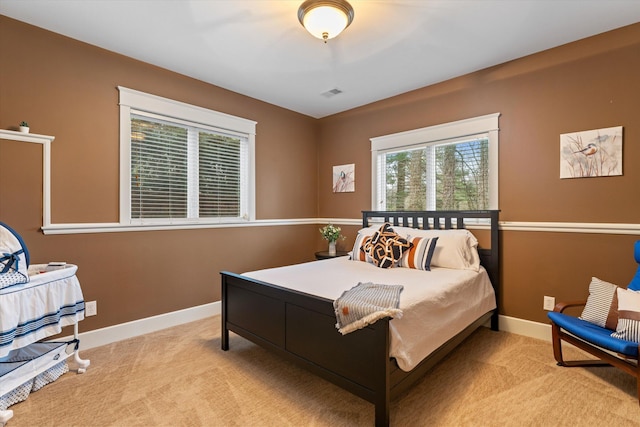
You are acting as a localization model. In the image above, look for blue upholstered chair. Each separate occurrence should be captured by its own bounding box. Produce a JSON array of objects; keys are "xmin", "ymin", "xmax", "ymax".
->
[
  {"xmin": 548, "ymin": 240, "xmax": 640, "ymax": 404},
  {"xmin": 629, "ymin": 240, "xmax": 640, "ymax": 291}
]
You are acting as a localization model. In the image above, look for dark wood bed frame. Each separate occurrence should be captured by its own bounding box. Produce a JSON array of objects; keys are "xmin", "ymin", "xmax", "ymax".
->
[{"xmin": 221, "ymin": 210, "xmax": 500, "ymax": 426}]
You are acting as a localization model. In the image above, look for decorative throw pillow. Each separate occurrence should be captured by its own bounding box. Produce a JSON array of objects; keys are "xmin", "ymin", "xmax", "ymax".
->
[
  {"xmin": 0, "ymin": 222, "xmax": 30, "ymax": 290},
  {"xmin": 362, "ymin": 223, "xmax": 412, "ymax": 268},
  {"xmin": 611, "ymin": 287, "xmax": 640, "ymax": 343},
  {"xmin": 399, "ymin": 236, "xmax": 439, "ymax": 271},
  {"xmin": 579, "ymin": 277, "xmax": 619, "ymax": 330},
  {"xmin": 392, "ymin": 227, "xmax": 480, "ymax": 271},
  {"xmin": 349, "ymin": 233, "xmax": 373, "ymax": 262}
]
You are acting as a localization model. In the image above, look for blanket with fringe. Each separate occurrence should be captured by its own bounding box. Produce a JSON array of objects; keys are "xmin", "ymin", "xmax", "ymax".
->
[{"xmin": 333, "ymin": 282, "xmax": 403, "ymax": 335}]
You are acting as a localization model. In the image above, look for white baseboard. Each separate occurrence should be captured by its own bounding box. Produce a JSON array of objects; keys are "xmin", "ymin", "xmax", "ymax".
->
[
  {"xmin": 497, "ymin": 314, "xmax": 552, "ymax": 342},
  {"xmin": 62, "ymin": 302, "xmax": 221, "ymax": 350},
  {"xmin": 63, "ymin": 305, "xmax": 551, "ymax": 352}
]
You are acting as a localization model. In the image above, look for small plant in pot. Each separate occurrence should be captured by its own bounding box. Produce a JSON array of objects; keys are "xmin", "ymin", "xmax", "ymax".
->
[
  {"xmin": 319, "ymin": 223, "xmax": 345, "ymax": 255},
  {"xmin": 19, "ymin": 121, "xmax": 30, "ymax": 133}
]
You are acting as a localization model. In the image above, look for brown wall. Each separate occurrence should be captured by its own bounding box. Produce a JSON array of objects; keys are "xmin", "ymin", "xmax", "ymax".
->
[
  {"xmin": 0, "ymin": 16, "xmax": 320, "ymax": 331},
  {"xmin": 1, "ymin": 15, "xmax": 639, "ymax": 333},
  {"xmin": 317, "ymin": 23, "xmax": 640, "ymax": 323}
]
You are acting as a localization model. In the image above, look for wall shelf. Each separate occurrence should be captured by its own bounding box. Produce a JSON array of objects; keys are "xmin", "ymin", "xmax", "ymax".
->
[{"xmin": 0, "ymin": 129, "xmax": 55, "ymax": 144}]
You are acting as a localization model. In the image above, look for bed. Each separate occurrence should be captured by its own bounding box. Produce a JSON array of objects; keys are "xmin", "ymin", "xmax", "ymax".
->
[{"xmin": 220, "ymin": 210, "xmax": 499, "ymax": 426}]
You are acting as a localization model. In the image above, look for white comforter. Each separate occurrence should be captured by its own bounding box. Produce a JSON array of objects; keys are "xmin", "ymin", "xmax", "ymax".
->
[
  {"xmin": 243, "ymin": 257, "xmax": 496, "ymax": 371},
  {"xmin": 0, "ymin": 264, "xmax": 85, "ymax": 358}
]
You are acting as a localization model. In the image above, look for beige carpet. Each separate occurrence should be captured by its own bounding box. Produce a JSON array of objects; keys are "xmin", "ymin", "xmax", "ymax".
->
[{"xmin": 7, "ymin": 316, "xmax": 640, "ymax": 426}]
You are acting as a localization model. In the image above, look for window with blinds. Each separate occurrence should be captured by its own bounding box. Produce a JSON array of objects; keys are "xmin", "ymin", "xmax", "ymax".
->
[
  {"xmin": 377, "ymin": 135, "xmax": 489, "ymax": 211},
  {"xmin": 371, "ymin": 113, "xmax": 499, "ymax": 212},
  {"xmin": 119, "ymin": 87, "xmax": 256, "ymax": 228},
  {"xmin": 130, "ymin": 115, "xmax": 247, "ymax": 221}
]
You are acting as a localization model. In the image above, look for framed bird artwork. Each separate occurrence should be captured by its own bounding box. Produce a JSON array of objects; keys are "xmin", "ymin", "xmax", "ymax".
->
[
  {"xmin": 332, "ymin": 163, "xmax": 355, "ymax": 192},
  {"xmin": 560, "ymin": 125, "xmax": 623, "ymax": 178}
]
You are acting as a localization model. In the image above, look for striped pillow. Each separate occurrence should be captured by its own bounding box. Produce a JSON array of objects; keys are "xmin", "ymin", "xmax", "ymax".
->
[
  {"xmin": 579, "ymin": 277, "xmax": 619, "ymax": 330},
  {"xmin": 611, "ymin": 288, "xmax": 640, "ymax": 343},
  {"xmin": 349, "ymin": 233, "xmax": 373, "ymax": 262},
  {"xmin": 399, "ymin": 236, "xmax": 438, "ymax": 271}
]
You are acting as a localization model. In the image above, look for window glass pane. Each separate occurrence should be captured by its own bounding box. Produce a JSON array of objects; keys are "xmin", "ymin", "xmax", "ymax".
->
[
  {"xmin": 379, "ymin": 136, "xmax": 489, "ymax": 211},
  {"xmin": 199, "ymin": 131, "xmax": 241, "ymax": 217},
  {"xmin": 435, "ymin": 138, "xmax": 489, "ymax": 210},
  {"xmin": 131, "ymin": 116, "xmax": 188, "ymax": 219},
  {"xmin": 383, "ymin": 147, "xmax": 427, "ymax": 211}
]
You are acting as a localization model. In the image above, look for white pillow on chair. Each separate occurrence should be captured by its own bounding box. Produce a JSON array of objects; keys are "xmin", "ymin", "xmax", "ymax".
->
[
  {"xmin": 579, "ymin": 277, "xmax": 619, "ymax": 330},
  {"xmin": 612, "ymin": 287, "xmax": 640, "ymax": 343}
]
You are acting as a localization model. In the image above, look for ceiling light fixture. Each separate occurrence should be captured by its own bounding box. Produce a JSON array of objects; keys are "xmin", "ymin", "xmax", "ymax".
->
[{"xmin": 298, "ymin": 0, "xmax": 355, "ymax": 43}]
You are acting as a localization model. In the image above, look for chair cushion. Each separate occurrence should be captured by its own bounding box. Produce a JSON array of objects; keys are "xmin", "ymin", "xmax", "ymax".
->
[
  {"xmin": 628, "ymin": 241, "xmax": 640, "ymax": 291},
  {"xmin": 548, "ymin": 311, "xmax": 638, "ymax": 357}
]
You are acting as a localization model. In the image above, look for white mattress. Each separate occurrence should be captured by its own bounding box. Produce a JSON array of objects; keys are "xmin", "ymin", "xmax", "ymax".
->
[
  {"xmin": 243, "ymin": 257, "xmax": 496, "ymax": 371},
  {"xmin": 0, "ymin": 264, "xmax": 85, "ymax": 358}
]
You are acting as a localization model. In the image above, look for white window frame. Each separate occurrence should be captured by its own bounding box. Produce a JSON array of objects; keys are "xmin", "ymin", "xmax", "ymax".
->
[
  {"xmin": 118, "ymin": 87, "xmax": 256, "ymax": 228},
  {"xmin": 370, "ymin": 113, "xmax": 500, "ymax": 211}
]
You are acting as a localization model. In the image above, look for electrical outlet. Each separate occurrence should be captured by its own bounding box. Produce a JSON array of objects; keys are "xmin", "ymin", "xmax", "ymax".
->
[
  {"xmin": 85, "ymin": 300, "xmax": 97, "ymax": 316},
  {"xmin": 543, "ymin": 296, "xmax": 555, "ymax": 311}
]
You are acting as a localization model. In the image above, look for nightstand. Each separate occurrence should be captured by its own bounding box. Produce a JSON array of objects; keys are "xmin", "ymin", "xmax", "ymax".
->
[{"xmin": 315, "ymin": 251, "xmax": 349, "ymax": 260}]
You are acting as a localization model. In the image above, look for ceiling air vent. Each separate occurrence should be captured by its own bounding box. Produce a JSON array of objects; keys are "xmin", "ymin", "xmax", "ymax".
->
[{"xmin": 321, "ymin": 88, "xmax": 343, "ymax": 98}]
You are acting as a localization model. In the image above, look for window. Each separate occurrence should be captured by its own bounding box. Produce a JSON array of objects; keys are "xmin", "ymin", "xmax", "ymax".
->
[
  {"xmin": 371, "ymin": 113, "xmax": 499, "ymax": 211},
  {"xmin": 119, "ymin": 87, "xmax": 256, "ymax": 227}
]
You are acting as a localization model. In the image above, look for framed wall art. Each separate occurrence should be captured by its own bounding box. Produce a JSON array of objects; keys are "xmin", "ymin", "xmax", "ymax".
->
[
  {"xmin": 332, "ymin": 163, "xmax": 355, "ymax": 192},
  {"xmin": 560, "ymin": 126, "xmax": 622, "ymax": 179}
]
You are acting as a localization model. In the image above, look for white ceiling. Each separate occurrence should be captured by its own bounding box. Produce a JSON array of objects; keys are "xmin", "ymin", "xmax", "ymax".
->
[{"xmin": 2, "ymin": 0, "xmax": 640, "ymax": 118}]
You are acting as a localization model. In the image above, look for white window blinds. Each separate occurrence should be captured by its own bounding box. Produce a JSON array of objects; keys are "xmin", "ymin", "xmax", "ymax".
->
[
  {"xmin": 198, "ymin": 129, "xmax": 247, "ymax": 218},
  {"xmin": 131, "ymin": 115, "xmax": 188, "ymax": 219},
  {"xmin": 130, "ymin": 113, "xmax": 248, "ymax": 222}
]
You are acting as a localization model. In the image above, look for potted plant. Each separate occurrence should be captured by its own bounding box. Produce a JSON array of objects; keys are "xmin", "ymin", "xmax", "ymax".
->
[
  {"xmin": 19, "ymin": 121, "xmax": 29, "ymax": 133},
  {"xmin": 319, "ymin": 223, "xmax": 345, "ymax": 255}
]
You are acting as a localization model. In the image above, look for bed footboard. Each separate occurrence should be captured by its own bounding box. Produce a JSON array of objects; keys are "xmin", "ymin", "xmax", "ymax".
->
[{"xmin": 221, "ymin": 271, "xmax": 392, "ymax": 426}]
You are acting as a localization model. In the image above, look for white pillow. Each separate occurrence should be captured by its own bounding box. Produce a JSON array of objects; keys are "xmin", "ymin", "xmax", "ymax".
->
[
  {"xmin": 353, "ymin": 224, "xmax": 386, "ymax": 237},
  {"xmin": 611, "ymin": 287, "xmax": 640, "ymax": 343},
  {"xmin": 393, "ymin": 227, "xmax": 480, "ymax": 271},
  {"xmin": 579, "ymin": 277, "xmax": 619, "ymax": 330}
]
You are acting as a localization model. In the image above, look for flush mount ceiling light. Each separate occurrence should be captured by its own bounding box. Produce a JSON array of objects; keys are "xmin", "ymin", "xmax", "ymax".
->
[{"xmin": 298, "ymin": 0, "xmax": 355, "ymax": 42}]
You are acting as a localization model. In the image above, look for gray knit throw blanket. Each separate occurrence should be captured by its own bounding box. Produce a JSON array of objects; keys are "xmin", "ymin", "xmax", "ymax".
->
[{"xmin": 333, "ymin": 282, "xmax": 403, "ymax": 335}]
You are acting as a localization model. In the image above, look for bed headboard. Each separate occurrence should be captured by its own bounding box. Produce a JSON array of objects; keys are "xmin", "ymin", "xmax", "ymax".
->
[{"xmin": 362, "ymin": 210, "xmax": 500, "ymax": 324}]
